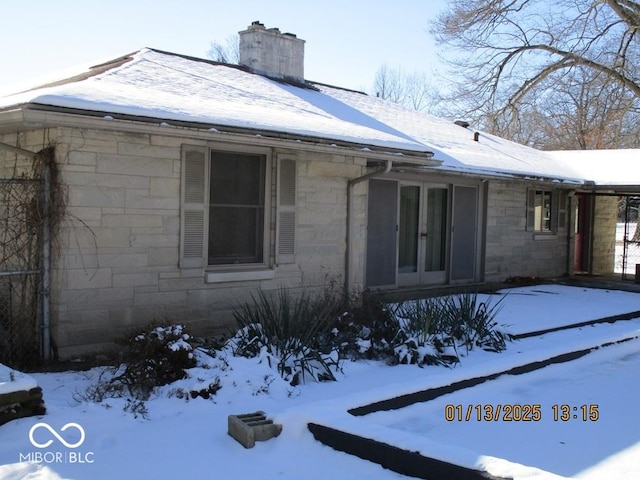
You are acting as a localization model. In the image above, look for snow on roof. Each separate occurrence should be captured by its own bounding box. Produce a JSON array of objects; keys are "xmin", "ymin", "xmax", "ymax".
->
[
  {"xmin": 0, "ymin": 47, "xmax": 628, "ymax": 185},
  {"xmin": 548, "ymin": 149, "xmax": 640, "ymax": 186},
  {"xmin": 318, "ymin": 84, "xmax": 584, "ymax": 182},
  {"xmin": 0, "ymin": 48, "xmax": 429, "ymax": 155}
]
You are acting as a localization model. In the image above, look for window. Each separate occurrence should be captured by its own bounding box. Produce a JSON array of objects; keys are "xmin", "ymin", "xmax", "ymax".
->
[
  {"xmin": 208, "ymin": 151, "xmax": 266, "ymax": 265},
  {"xmin": 526, "ymin": 188, "xmax": 568, "ymax": 234},
  {"xmin": 180, "ymin": 144, "xmax": 296, "ymax": 273},
  {"xmin": 533, "ymin": 190, "xmax": 552, "ymax": 232}
]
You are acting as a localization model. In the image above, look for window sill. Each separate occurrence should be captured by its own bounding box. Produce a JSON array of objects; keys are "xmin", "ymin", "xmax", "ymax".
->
[
  {"xmin": 533, "ymin": 233, "xmax": 557, "ymax": 241},
  {"xmin": 205, "ymin": 268, "xmax": 275, "ymax": 283}
]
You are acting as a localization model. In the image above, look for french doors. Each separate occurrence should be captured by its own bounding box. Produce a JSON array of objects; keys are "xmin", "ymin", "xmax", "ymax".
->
[
  {"xmin": 397, "ymin": 183, "xmax": 449, "ymax": 286},
  {"xmin": 365, "ymin": 180, "xmax": 479, "ymax": 288}
]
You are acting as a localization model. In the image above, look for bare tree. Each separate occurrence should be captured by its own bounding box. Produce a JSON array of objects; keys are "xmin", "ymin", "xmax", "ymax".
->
[
  {"xmin": 485, "ymin": 67, "xmax": 640, "ymax": 149},
  {"xmin": 207, "ymin": 34, "xmax": 240, "ymax": 64},
  {"xmin": 432, "ymin": 1, "xmax": 640, "ymax": 245},
  {"xmin": 537, "ymin": 69, "xmax": 640, "ymax": 150},
  {"xmin": 372, "ymin": 64, "xmax": 439, "ymax": 113},
  {"xmin": 431, "ymin": 0, "xmax": 640, "ymax": 145}
]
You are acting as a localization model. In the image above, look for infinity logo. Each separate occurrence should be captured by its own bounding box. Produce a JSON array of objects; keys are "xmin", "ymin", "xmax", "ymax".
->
[{"xmin": 29, "ymin": 422, "xmax": 86, "ymax": 449}]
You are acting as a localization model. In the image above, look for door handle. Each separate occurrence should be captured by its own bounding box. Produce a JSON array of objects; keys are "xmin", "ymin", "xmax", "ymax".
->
[{"xmin": 421, "ymin": 231, "xmax": 428, "ymax": 238}]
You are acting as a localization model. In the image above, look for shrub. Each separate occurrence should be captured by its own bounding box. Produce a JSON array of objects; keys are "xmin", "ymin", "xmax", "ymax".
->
[
  {"xmin": 84, "ymin": 324, "xmax": 198, "ymax": 406},
  {"xmin": 390, "ymin": 292, "xmax": 509, "ymax": 366},
  {"xmin": 228, "ymin": 288, "xmax": 340, "ymax": 386},
  {"xmin": 331, "ymin": 292, "xmax": 398, "ymax": 360},
  {"xmin": 441, "ymin": 292, "xmax": 509, "ymax": 353},
  {"xmin": 111, "ymin": 324, "xmax": 197, "ymax": 399},
  {"xmin": 392, "ymin": 298, "xmax": 458, "ymax": 366},
  {"xmin": 171, "ymin": 377, "xmax": 222, "ymax": 400}
]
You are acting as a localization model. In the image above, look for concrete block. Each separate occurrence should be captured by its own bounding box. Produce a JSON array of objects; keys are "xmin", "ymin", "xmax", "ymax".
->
[{"xmin": 228, "ymin": 412, "xmax": 282, "ymax": 448}]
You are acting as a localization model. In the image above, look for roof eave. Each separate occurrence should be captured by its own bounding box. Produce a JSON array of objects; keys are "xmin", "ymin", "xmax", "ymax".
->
[
  {"xmin": 578, "ymin": 182, "xmax": 640, "ymax": 195},
  {"xmin": 0, "ymin": 104, "xmax": 440, "ymax": 166},
  {"xmin": 431, "ymin": 164, "xmax": 584, "ymax": 186}
]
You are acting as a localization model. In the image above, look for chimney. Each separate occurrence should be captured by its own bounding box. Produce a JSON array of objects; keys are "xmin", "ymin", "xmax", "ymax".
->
[{"xmin": 239, "ymin": 21, "xmax": 305, "ymax": 82}]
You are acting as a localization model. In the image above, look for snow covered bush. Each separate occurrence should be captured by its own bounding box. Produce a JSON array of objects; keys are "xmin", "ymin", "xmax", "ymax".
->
[
  {"xmin": 441, "ymin": 292, "xmax": 509, "ymax": 353},
  {"xmin": 331, "ymin": 293, "xmax": 398, "ymax": 360},
  {"xmin": 391, "ymin": 292, "xmax": 509, "ymax": 366},
  {"xmin": 86, "ymin": 324, "xmax": 197, "ymax": 403},
  {"xmin": 393, "ymin": 298, "xmax": 459, "ymax": 366},
  {"xmin": 228, "ymin": 288, "xmax": 340, "ymax": 386}
]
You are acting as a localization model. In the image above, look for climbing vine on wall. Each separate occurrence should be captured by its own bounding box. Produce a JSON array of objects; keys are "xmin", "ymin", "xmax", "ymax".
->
[{"xmin": 0, "ymin": 143, "xmax": 63, "ymax": 368}]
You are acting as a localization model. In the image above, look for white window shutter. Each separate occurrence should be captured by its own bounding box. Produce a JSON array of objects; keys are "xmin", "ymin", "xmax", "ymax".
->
[
  {"xmin": 180, "ymin": 145, "xmax": 208, "ymax": 268},
  {"xmin": 276, "ymin": 157, "xmax": 296, "ymax": 264}
]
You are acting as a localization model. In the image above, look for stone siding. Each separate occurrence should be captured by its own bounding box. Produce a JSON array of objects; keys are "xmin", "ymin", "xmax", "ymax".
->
[
  {"xmin": 484, "ymin": 180, "xmax": 571, "ymax": 281},
  {"xmin": 2, "ymin": 128, "xmax": 365, "ymax": 356},
  {"xmin": 591, "ymin": 195, "xmax": 618, "ymax": 274}
]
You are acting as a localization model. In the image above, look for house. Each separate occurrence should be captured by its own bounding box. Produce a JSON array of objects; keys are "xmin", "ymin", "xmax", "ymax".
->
[
  {"xmin": 0, "ymin": 22, "xmax": 636, "ymax": 358},
  {"xmin": 548, "ymin": 149, "xmax": 640, "ymax": 276}
]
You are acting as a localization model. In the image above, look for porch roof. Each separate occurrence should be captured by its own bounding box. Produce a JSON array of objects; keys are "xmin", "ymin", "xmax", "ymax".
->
[{"xmin": 548, "ymin": 149, "xmax": 640, "ymax": 194}]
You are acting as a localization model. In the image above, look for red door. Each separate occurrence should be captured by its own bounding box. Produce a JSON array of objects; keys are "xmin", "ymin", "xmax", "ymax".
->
[{"xmin": 574, "ymin": 194, "xmax": 591, "ymax": 273}]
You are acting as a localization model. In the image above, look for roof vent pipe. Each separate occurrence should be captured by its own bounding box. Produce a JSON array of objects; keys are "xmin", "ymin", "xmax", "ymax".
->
[{"xmin": 474, "ymin": 131, "xmax": 480, "ymax": 142}]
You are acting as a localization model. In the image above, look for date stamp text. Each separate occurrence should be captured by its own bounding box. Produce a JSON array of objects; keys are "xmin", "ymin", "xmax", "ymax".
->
[{"xmin": 444, "ymin": 404, "xmax": 599, "ymax": 422}]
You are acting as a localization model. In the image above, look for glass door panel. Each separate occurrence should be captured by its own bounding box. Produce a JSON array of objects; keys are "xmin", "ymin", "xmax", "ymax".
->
[
  {"xmin": 398, "ymin": 183, "xmax": 449, "ymax": 286},
  {"xmin": 424, "ymin": 187, "xmax": 448, "ymax": 273},
  {"xmin": 398, "ymin": 185, "xmax": 420, "ymax": 274}
]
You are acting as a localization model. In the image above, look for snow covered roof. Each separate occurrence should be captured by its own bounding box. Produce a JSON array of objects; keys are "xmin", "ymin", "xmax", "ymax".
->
[
  {"xmin": 0, "ymin": 49, "xmax": 431, "ymax": 157},
  {"xmin": 548, "ymin": 149, "xmax": 640, "ymax": 190},
  {"xmin": 318, "ymin": 84, "xmax": 583, "ymax": 183},
  {"xmin": 0, "ymin": 47, "xmax": 632, "ymax": 186}
]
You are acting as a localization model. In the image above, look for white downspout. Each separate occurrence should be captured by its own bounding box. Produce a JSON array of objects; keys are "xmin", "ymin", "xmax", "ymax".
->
[
  {"xmin": 41, "ymin": 154, "xmax": 52, "ymax": 362},
  {"xmin": 345, "ymin": 159, "xmax": 393, "ymax": 296}
]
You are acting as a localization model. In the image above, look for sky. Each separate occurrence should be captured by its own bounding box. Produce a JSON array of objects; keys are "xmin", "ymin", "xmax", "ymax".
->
[{"xmin": 0, "ymin": 0, "xmax": 447, "ymax": 94}]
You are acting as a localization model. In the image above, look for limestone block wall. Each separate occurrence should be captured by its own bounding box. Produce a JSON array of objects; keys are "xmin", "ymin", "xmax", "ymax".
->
[
  {"xmin": 484, "ymin": 179, "xmax": 572, "ymax": 281},
  {"xmin": 295, "ymin": 151, "xmax": 364, "ymax": 288},
  {"xmin": 0, "ymin": 131, "xmax": 50, "ymax": 176},
  {"xmin": 591, "ymin": 195, "xmax": 618, "ymax": 275},
  {"xmin": 15, "ymin": 126, "xmax": 366, "ymax": 357}
]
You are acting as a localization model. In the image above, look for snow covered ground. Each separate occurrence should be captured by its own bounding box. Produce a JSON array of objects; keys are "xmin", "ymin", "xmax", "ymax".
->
[
  {"xmin": 0, "ymin": 364, "xmax": 37, "ymax": 395},
  {"xmin": 615, "ymin": 222, "xmax": 640, "ymax": 275},
  {"xmin": 365, "ymin": 338, "xmax": 640, "ymax": 479},
  {"xmin": 0, "ymin": 284, "xmax": 639, "ymax": 480}
]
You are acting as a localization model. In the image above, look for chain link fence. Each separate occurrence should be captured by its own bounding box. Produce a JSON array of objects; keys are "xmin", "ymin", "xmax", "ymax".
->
[
  {"xmin": 0, "ymin": 274, "xmax": 41, "ymax": 368},
  {"xmin": 0, "ymin": 146, "xmax": 53, "ymax": 369},
  {"xmin": 618, "ymin": 196, "xmax": 640, "ymax": 281}
]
